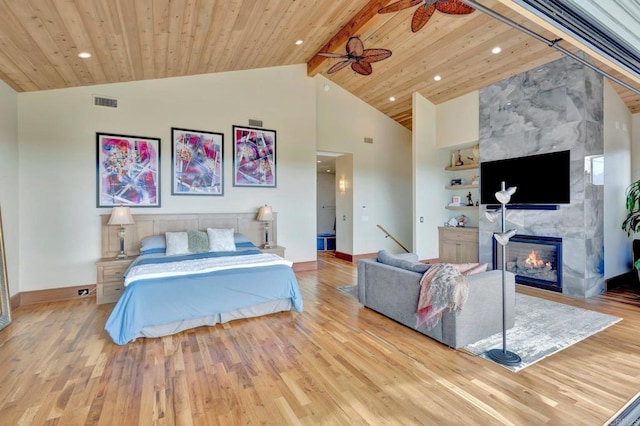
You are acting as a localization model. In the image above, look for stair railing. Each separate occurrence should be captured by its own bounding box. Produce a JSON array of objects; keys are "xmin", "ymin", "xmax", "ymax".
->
[{"xmin": 376, "ymin": 224, "xmax": 410, "ymax": 253}]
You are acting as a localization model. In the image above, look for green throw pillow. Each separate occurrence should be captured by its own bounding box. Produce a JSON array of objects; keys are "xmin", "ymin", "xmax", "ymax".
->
[{"xmin": 188, "ymin": 230, "xmax": 209, "ymax": 253}]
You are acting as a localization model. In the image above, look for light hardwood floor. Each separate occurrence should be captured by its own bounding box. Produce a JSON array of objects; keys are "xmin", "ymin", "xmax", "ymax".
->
[{"xmin": 1, "ymin": 252, "xmax": 640, "ymax": 425}]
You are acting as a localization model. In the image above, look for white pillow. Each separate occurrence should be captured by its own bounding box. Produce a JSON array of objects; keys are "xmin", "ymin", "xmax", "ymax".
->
[
  {"xmin": 207, "ymin": 228, "xmax": 236, "ymax": 252},
  {"xmin": 165, "ymin": 231, "xmax": 189, "ymax": 256}
]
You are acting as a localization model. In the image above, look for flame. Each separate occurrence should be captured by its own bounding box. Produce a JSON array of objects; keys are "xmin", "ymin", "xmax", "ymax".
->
[{"xmin": 525, "ymin": 250, "xmax": 545, "ymax": 267}]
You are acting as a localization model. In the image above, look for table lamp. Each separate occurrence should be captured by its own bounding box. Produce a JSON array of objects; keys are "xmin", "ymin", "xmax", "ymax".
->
[
  {"xmin": 108, "ymin": 206, "xmax": 135, "ymax": 259},
  {"xmin": 256, "ymin": 205, "xmax": 274, "ymax": 249}
]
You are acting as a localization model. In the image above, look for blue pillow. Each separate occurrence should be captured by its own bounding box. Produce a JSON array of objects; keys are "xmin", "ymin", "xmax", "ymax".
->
[
  {"xmin": 140, "ymin": 235, "xmax": 166, "ymax": 255},
  {"xmin": 377, "ymin": 250, "xmax": 431, "ymax": 274}
]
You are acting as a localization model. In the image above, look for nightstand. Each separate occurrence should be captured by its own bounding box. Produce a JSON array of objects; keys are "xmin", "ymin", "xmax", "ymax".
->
[
  {"xmin": 261, "ymin": 246, "xmax": 285, "ymax": 258},
  {"xmin": 96, "ymin": 257, "xmax": 135, "ymax": 304}
]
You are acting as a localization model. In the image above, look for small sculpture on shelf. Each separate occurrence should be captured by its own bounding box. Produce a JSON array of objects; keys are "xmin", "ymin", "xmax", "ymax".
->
[
  {"xmin": 466, "ymin": 192, "xmax": 473, "ymax": 206},
  {"xmin": 455, "ymin": 150, "xmax": 464, "ymax": 166},
  {"xmin": 455, "ymin": 214, "xmax": 467, "ymax": 227}
]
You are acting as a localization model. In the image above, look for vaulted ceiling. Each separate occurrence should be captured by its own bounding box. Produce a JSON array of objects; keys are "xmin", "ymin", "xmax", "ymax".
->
[{"xmin": 0, "ymin": 0, "xmax": 638, "ymax": 129}]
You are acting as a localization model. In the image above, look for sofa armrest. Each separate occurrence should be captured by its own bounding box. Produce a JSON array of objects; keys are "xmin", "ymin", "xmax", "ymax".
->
[{"xmin": 441, "ymin": 270, "xmax": 515, "ymax": 348}]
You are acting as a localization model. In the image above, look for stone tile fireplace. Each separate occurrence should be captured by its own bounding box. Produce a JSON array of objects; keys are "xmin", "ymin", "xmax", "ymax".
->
[
  {"xmin": 493, "ymin": 234, "xmax": 562, "ymax": 292},
  {"xmin": 477, "ymin": 54, "xmax": 604, "ymax": 298}
]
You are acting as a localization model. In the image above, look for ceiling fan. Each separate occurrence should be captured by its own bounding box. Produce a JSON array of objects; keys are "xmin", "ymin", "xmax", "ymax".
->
[
  {"xmin": 317, "ymin": 36, "xmax": 392, "ymax": 76},
  {"xmin": 379, "ymin": 0, "xmax": 475, "ymax": 33}
]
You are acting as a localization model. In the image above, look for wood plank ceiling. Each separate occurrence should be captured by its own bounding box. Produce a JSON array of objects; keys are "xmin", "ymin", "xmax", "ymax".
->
[{"xmin": 0, "ymin": 0, "xmax": 638, "ymax": 130}]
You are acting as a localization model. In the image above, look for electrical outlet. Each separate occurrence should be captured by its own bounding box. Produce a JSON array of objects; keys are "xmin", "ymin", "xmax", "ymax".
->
[{"xmin": 78, "ymin": 288, "xmax": 89, "ymax": 296}]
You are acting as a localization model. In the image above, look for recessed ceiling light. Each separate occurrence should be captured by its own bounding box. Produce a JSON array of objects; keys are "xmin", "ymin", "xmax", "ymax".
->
[
  {"xmin": 317, "ymin": 160, "xmax": 321, "ymax": 163},
  {"xmin": 326, "ymin": 169, "xmax": 331, "ymax": 173},
  {"xmin": 389, "ymin": 96, "xmax": 396, "ymax": 102},
  {"xmin": 433, "ymin": 75, "xmax": 442, "ymax": 81},
  {"xmin": 78, "ymin": 52, "xmax": 92, "ymax": 59},
  {"xmin": 491, "ymin": 46, "xmax": 502, "ymax": 54},
  {"xmin": 295, "ymin": 40, "xmax": 303, "ymax": 45}
]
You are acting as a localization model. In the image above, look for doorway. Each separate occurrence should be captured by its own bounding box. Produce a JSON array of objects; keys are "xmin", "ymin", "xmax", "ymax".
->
[{"xmin": 316, "ymin": 152, "xmax": 342, "ymax": 251}]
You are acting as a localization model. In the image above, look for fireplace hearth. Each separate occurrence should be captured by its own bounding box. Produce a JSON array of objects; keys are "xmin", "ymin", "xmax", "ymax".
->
[{"xmin": 493, "ymin": 234, "xmax": 562, "ymax": 292}]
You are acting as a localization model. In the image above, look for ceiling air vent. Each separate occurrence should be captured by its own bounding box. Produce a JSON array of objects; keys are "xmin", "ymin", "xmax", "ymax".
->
[
  {"xmin": 93, "ymin": 95, "xmax": 118, "ymax": 108},
  {"xmin": 364, "ymin": 137, "xmax": 373, "ymax": 144},
  {"xmin": 248, "ymin": 119, "xmax": 263, "ymax": 127}
]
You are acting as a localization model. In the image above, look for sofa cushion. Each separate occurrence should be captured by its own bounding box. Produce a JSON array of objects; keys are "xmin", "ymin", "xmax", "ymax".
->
[{"xmin": 377, "ymin": 250, "xmax": 431, "ymax": 274}]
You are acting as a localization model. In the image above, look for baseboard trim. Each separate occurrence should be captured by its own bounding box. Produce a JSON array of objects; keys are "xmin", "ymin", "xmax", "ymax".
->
[
  {"xmin": 18, "ymin": 284, "xmax": 97, "ymax": 307},
  {"xmin": 335, "ymin": 251, "xmax": 352, "ymax": 262},
  {"xmin": 335, "ymin": 252, "xmax": 378, "ymax": 263},
  {"xmin": 293, "ymin": 261, "xmax": 317, "ymax": 272},
  {"xmin": 10, "ymin": 293, "xmax": 20, "ymax": 310},
  {"xmin": 605, "ymin": 270, "xmax": 639, "ymax": 291}
]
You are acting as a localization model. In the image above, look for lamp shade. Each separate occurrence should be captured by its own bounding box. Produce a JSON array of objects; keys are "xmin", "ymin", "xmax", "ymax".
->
[
  {"xmin": 495, "ymin": 186, "xmax": 517, "ymax": 204},
  {"xmin": 256, "ymin": 205, "xmax": 274, "ymax": 221},
  {"xmin": 484, "ymin": 210, "xmax": 501, "ymax": 223},
  {"xmin": 494, "ymin": 229, "xmax": 517, "ymax": 246},
  {"xmin": 108, "ymin": 206, "xmax": 135, "ymax": 226}
]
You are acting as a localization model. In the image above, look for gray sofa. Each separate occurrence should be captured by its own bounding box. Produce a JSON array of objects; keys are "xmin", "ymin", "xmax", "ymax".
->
[{"xmin": 357, "ymin": 253, "xmax": 515, "ymax": 348}]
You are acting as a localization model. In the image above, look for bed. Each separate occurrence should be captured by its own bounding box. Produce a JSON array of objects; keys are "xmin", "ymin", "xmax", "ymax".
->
[{"xmin": 102, "ymin": 213, "xmax": 303, "ymax": 345}]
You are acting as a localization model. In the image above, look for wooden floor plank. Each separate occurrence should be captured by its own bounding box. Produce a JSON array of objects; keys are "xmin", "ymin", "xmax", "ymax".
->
[{"xmin": 1, "ymin": 252, "xmax": 639, "ymax": 424}]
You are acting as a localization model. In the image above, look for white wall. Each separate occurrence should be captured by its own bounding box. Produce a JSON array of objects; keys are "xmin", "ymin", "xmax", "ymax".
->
[
  {"xmin": 633, "ymin": 113, "xmax": 640, "ymax": 182},
  {"xmin": 336, "ymin": 154, "xmax": 354, "ymax": 254},
  {"xmin": 316, "ymin": 76, "xmax": 412, "ymax": 255},
  {"xmin": 0, "ymin": 80, "xmax": 19, "ymax": 296},
  {"xmin": 18, "ymin": 65, "xmax": 317, "ymax": 292},
  {"xmin": 413, "ymin": 93, "xmax": 447, "ymax": 260},
  {"xmin": 604, "ymin": 81, "xmax": 632, "ymax": 276},
  {"xmin": 436, "ymin": 91, "xmax": 479, "ymax": 148}
]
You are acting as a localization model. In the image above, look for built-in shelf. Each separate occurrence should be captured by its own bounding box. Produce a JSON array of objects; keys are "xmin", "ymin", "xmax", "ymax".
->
[
  {"xmin": 445, "ymin": 184, "xmax": 478, "ymax": 190},
  {"xmin": 445, "ymin": 205, "xmax": 478, "ymax": 211},
  {"xmin": 445, "ymin": 163, "xmax": 479, "ymax": 171}
]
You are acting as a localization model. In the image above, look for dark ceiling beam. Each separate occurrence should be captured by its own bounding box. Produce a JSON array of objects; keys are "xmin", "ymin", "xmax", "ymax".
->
[{"xmin": 307, "ymin": 0, "xmax": 390, "ymax": 76}]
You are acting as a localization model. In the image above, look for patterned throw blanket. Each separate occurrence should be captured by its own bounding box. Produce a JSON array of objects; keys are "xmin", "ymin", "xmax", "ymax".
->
[{"xmin": 415, "ymin": 264, "xmax": 469, "ymax": 330}]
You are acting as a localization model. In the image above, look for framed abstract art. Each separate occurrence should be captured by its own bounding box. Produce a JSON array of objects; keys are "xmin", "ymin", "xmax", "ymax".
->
[
  {"xmin": 232, "ymin": 125, "xmax": 276, "ymax": 187},
  {"xmin": 171, "ymin": 127, "xmax": 224, "ymax": 195},
  {"xmin": 96, "ymin": 132, "xmax": 161, "ymax": 207}
]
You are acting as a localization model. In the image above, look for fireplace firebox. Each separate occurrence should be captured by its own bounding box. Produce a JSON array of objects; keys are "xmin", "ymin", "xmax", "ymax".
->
[{"xmin": 493, "ymin": 234, "xmax": 562, "ymax": 292}]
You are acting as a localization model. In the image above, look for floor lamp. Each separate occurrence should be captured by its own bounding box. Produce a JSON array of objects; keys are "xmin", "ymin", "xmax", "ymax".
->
[{"xmin": 485, "ymin": 181, "xmax": 522, "ymax": 366}]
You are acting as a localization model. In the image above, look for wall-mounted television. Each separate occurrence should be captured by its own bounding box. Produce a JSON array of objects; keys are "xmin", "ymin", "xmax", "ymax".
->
[{"xmin": 480, "ymin": 150, "xmax": 570, "ymax": 205}]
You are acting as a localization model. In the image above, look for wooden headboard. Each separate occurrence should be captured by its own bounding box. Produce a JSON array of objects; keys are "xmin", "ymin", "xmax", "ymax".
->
[{"xmin": 100, "ymin": 212, "xmax": 277, "ymax": 258}]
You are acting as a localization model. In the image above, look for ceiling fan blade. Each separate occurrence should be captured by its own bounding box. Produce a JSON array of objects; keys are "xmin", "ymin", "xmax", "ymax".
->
[
  {"xmin": 317, "ymin": 52, "xmax": 348, "ymax": 58},
  {"xmin": 346, "ymin": 37, "xmax": 365, "ymax": 57},
  {"xmin": 436, "ymin": 0, "xmax": 475, "ymax": 15},
  {"xmin": 411, "ymin": 3, "xmax": 436, "ymax": 32},
  {"xmin": 378, "ymin": 0, "xmax": 423, "ymax": 14},
  {"xmin": 327, "ymin": 59, "xmax": 354, "ymax": 74},
  {"xmin": 351, "ymin": 61, "xmax": 373, "ymax": 76},
  {"xmin": 361, "ymin": 49, "xmax": 392, "ymax": 63}
]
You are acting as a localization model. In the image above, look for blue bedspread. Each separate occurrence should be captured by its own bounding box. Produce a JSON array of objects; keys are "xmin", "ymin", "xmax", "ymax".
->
[{"xmin": 105, "ymin": 250, "xmax": 303, "ymax": 345}]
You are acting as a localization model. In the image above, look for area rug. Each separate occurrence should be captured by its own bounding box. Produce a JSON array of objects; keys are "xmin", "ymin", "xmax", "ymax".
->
[
  {"xmin": 337, "ymin": 285, "xmax": 358, "ymax": 298},
  {"xmin": 462, "ymin": 293, "xmax": 622, "ymax": 372}
]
